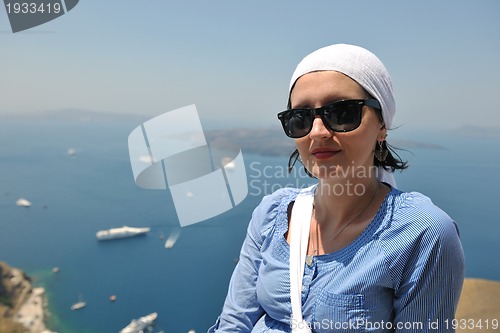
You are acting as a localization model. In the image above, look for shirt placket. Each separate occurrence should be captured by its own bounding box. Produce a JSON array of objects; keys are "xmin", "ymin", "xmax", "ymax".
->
[{"xmin": 301, "ymin": 259, "xmax": 317, "ymax": 302}]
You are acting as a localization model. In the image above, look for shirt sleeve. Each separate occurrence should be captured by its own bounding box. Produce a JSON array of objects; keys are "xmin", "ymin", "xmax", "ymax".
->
[
  {"xmin": 385, "ymin": 193, "xmax": 465, "ymax": 333},
  {"xmin": 208, "ymin": 188, "xmax": 294, "ymax": 333}
]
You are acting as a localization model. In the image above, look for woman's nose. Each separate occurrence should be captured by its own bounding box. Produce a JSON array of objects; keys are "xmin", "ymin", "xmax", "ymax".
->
[{"xmin": 309, "ymin": 116, "xmax": 332, "ymax": 140}]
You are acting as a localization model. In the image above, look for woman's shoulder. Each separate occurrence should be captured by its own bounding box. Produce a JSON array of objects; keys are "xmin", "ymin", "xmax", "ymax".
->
[
  {"xmin": 252, "ymin": 187, "xmax": 301, "ymax": 220},
  {"xmin": 247, "ymin": 187, "xmax": 301, "ymax": 238},
  {"xmin": 262, "ymin": 186, "xmax": 302, "ymax": 205},
  {"xmin": 390, "ymin": 188, "xmax": 452, "ymax": 220},
  {"xmin": 379, "ymin": 187, "xmax": 464, "ymax": 288},
  {"xmin": 383, "ymin": 187, "xmax": 460, "ymax": 239}
]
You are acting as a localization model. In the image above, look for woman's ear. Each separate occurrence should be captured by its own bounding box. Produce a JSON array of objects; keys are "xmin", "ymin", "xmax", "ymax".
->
[{"xmin": 378, "ymin": 124, "xmax": 387, "ymax": 140}]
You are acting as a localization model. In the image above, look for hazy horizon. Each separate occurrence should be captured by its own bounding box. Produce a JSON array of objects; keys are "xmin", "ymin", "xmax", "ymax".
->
[{"xmin": 2, "ymin": 107, "xmax": 500, "ymax": 143}]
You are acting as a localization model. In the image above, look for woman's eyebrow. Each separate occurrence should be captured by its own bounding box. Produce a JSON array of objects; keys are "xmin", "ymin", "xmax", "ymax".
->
[{"xmin": 291, "ymin": 96, "xmax": 356, "ymax": 109}]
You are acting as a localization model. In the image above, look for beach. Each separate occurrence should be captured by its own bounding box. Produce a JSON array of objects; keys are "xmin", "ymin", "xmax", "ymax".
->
[{"xmin": 15, "ymin": 287, "xmax": 53, "ymax": 333}]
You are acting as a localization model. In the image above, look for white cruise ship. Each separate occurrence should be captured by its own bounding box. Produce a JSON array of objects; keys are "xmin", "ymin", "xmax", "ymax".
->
[
  {"xmin": 96, "ymin": 226, "xmax": 150, "ymax": 241},
  {"xmin": 120, "ymin": 312, "xmax": 157, "ymax": 333}
]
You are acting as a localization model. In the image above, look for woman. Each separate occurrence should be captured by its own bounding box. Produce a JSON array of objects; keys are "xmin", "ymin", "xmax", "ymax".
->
[{"xmin": 208, "ymin": 44, "xmax": 465, "ymax": 332}]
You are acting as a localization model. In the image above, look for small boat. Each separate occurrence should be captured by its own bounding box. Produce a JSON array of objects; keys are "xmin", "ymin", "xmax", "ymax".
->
[
  {"xmin": 164, "ymin": 229, "xmax": 181, "ymax": 249},
  {"xmin": 164, "ymin": 237, "xmax": 177, "ymax": 249},
  {"xmin": 70, "ymin": 295, "xmax": 86, "ymax": 310},
  {"xmin": 16, "ymin": 198, "xmax": 31, "ymax": 207},
  {"xmin": 96, "ymin": 226, "xmax": 150, "ymax": 241},
  {"xmin": 120, "ymin": 312, "xmax": 157, "ymax": 333},
  {"xmin": 109, "ymin": 295, "xmax": 117, "ymax": 302}
]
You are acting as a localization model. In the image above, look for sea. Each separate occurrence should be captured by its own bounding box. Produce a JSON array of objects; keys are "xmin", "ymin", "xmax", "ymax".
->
[{"xmin": 0, "ymin": 116, "xmax": 499, "ymax": 333}]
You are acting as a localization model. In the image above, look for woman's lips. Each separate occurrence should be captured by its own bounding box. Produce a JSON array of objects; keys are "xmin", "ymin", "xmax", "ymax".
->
[{"xmin": 311, "ymin": 148, "xmax": 340, "ymax": 160}]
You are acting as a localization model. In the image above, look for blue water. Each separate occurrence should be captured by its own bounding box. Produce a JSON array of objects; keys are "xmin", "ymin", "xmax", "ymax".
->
[{"xmin": 0, "ymin": 118, "xmax": 499, "ymax": 333}]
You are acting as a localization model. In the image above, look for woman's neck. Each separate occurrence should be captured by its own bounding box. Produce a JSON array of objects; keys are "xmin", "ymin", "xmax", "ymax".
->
[{"xmin": 313, "ymin": 177, "xmax": 381, "ymax": 228}]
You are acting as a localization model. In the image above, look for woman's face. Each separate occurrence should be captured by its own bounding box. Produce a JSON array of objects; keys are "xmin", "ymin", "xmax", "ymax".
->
[{"xmin": 290, "ymin": 71, "xmax": 386, "ymax": 181}]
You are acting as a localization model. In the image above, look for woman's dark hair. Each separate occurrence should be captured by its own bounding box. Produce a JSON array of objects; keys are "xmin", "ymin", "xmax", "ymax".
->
[
  {"xmin": 372, "ymin": 107, "xmax": 409, "ymax": 172},
  {"xmin": 375, "ymin": 139, "xmax": 408, "ymax": 172}
]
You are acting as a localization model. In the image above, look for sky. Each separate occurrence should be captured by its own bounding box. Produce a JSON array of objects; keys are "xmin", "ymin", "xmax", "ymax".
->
[{"xmin": 1, "ymin": 1, "xmax": 499, "ymax": 131}]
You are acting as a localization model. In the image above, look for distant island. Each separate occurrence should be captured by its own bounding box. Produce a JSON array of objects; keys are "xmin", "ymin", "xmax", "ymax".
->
[
  {"xmin": 4, "ymin": 108, "xmax": 497, "ymax": 156},
  {"xmin": 448, "ymin": 125, "xmax": 500, "ymax": 139},
  {"xmin": 206, "ymin": 127, "xmax": 295, "ymax": 157},
  {"xmin": 205, "ymin": 128, "xmax": 447, "ymax": 156},
  {"xmin": 0, "ymin": 108, "xmax": 147, "ymax": 123}
]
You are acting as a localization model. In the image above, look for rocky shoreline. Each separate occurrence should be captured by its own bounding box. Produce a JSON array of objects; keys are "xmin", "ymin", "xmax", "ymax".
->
[{"xmin": 0, "ymin": 261, "xmax": 54, "ymax": 333}]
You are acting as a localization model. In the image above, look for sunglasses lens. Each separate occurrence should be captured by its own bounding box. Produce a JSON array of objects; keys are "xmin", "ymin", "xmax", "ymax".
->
[
  {"xmin": 282, "ymin": 109, "xmax": 313, "ymax": 138},
  {"xmin": 323, "ymin": 102, "xmax": 362, "ymax": 132}
]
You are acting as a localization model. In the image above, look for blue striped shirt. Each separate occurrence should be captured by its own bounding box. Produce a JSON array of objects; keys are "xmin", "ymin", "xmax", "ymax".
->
[{"xmin": 209, "ymin": 186, "xmax": 465, "ymax": 332}]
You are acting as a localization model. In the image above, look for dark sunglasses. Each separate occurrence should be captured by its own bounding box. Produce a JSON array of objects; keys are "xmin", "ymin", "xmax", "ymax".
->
[{"xmin": 277, "ymin": 99, "xmax": 381, "ymax": 138}]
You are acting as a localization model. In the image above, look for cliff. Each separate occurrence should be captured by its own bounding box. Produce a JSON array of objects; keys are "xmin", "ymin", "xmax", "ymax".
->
[
  {"xmin": 456, "ymin": 278, "xmax": 500, "ymax": 333},
  {"xmin": 0, "ymin": 262, "xmax": 49, "ymax": 333}
]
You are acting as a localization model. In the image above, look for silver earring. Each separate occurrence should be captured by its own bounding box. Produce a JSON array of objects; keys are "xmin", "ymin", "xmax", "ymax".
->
[{"xmin": 375, "ymin": 140, "xmax": 388, "ymax": 162}]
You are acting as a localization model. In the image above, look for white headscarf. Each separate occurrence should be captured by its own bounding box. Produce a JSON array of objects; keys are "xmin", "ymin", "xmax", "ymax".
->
[{"xmin": 289, "ymin": 44, "xmax": 396, "ymax": 187}]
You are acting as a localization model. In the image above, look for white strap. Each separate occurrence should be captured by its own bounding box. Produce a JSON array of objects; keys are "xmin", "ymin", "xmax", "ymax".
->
[{"xmin": 289, "ymin": 187, "xmax": 315, "ymax": 332}]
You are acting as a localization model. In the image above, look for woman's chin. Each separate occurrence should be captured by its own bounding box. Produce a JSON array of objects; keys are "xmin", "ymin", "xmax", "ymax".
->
[{"xmin": 308, "ymin": 164, "xmax": 343, "ymax": 179}]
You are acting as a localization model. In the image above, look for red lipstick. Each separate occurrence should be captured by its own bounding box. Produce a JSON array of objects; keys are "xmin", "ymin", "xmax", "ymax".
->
[{"xmin": 311, "ymin": 148, "xmax": 340, "ymax": 160}]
